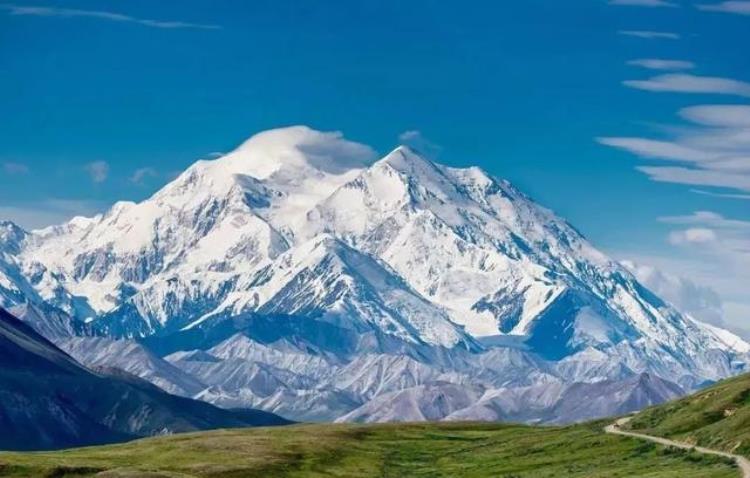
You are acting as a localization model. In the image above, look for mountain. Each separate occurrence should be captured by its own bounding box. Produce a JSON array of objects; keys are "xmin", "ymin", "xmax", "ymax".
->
[
  {"xmin": 626, "ymin": 371, "xmax": 750, "ymax": 458},
  {"xmin": 58, "ymin": 336, "xmax": 207, "ymax": 396},
  {"xmin": 337, "ymin": 373, "xmax": 685, "ymax": 425},
  {"xmin": 0, "ymin": 308, "xmax": 289, "ymax": 451},
  {"xmin": 0, "ymin": 222, "xmax": 93, "ymax": 339},
  {"xmin": 0, "ymin": 126, "xmax": 747, "ymax": 424}
]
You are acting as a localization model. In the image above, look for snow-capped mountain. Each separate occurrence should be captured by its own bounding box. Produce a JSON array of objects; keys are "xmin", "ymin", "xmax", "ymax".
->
[{"xmin": 2, "ymin": 126, "xmax": 747, "ymax": 423}]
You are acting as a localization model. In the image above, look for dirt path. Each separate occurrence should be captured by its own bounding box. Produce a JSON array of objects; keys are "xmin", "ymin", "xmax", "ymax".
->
[{"xmin": 604, "ymin": 416, "xmax": 750, "ymax": 478}]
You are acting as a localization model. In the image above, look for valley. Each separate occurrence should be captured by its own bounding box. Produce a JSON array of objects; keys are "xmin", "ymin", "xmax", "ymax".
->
[
  {"xmin": 6, "ymin": 372, "xmax": 750, "ymax": 477},
  {"xmin": 0, "ymin": 421, "xmax": 738, "ymax": 477}
]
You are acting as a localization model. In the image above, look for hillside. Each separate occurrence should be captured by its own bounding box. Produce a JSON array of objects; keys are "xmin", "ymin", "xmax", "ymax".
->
[
  {"xmin": 0, "ymin": 421, "xmax": 738, "ymax": 477},
  {"xmin": 627, "ymin": 372, "xmax": 750, "ymax": 458},
  {"xmin": 0, "ymin": 308, "xmax": 289, "ymax": 451}
]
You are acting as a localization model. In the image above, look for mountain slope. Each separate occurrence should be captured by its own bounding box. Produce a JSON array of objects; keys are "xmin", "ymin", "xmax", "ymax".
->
[
  {"xmin": 0, "ymin": 222, "xmax": 92, "ymax": 339},
  {"xmin": 627, "ymin": 371, "xmax": 750, "ymax": 458},
  {"xmin": 57, "ymin": 336, "xmax": 207, "ymax": 396},
  {"xmin": 0, "ymin": 126, "xmax": 747, "ymax": 424},
  {"xmin": 0, "ymin": 308, "xmax": 289, "ymax": 451}
]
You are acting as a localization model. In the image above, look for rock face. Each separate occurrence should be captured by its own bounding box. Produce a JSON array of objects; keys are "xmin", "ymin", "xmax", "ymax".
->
[
  {"xmin": 1, "ymin": 126, "xmax": 747, "ymax": 424},
  {"xmin": 0, "ymin": 308, "xmax": 288, "ymax": 451}
]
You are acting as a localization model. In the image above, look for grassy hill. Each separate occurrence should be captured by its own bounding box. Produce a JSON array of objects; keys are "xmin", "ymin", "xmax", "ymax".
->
[
  {"xmin": 627, "ymin": 372, "xmax": 750, "ymax": 458},
  {"xmin": 0, "ymin": 421, "xmax": 737, "ymax": 477}
]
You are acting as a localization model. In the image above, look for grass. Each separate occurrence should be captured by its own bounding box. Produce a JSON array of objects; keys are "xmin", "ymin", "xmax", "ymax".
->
[
  {"xmin": 627, "ymin": 372, "xmax": 750, "ymax": 458},
  {"xmin": 0, "ymin": 420, "xmax": 738, "ymax": 477}
]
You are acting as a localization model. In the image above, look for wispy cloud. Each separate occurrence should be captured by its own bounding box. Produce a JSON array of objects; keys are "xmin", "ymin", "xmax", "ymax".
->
[
  {"xmin": 618, "ymin": 251, "xmax": 750, "ymax": 339},
  {"xmin": 597, "ymin": 137, "xmax": 713, "ymax": 162},
  {"xmin": 624, "ymin": 74, "xmax": 750, "ymax": 97},
  {"xmin": 398, "ymin": 130, "xmax": 442, "ymax": 159},
  {"xmin": 668, "ymin": 227, "xmax": 717, "ymax": 245},
  {"xmin": 659, "ymin": 210, "xmax": 750, "ymax": 228},
  {"xmin": 610, "ymin": 0, "xmax": 678, "ymax": 7},
  {"xmin": 657, "ymin": 212, "xmax": 750, "ymax": 335},
  {"xmin": 637, "ymin": 166, "xmax": 750, "ymax": 190},
  {"xmin": 691, "ymin": 189, "xmax": 750, "ymax": 200},
  {"xmin": 627, "ymin": 59, "xmax": 695, "ymax": 70},
  {"xmin": 598, "ymin": 104, "xmax": 750, "ymax": 194},
  {"xmin": 2, "ymin": 162, "xmax": 29, "ymax": 175},
  {"xmin": 129, "ymin": 167, "xmax": 159, "ymax": 185},
  {"xmin": 680, "ymin": 104, "xmax": 750, "ymax": 127},
  {"xmin": 0, "ymin": 4, "xmax": 221, "ymax": 29},
  {"xmin": 660, "ymin": 212, "xmax": 750, "ymax": 275},
  {"xmin": 621, "ymin": 259, "xmax": 727, "ymax": 329},
  {"xmin": 619, "ymin": 30, "xmax": 681, "ymax": 39},
  {"xmin": 698, "ymin": 1, "xmax": 750, "ymax": 15},
  {"xmin": 84, "ymin": 161, "xmax": 109, "ymax": 183}
]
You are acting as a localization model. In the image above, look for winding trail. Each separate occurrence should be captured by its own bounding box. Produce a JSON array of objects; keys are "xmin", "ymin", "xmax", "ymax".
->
[{"xmin": 604, "ymin": 416, "xmax": 750, "ymax": 478}]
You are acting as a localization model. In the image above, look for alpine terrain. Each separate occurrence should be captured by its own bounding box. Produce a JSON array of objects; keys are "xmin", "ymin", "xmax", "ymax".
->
[
  {"xmin": 1, "ymin": 126, "xmax": 747, "ymax": 424},
  {"xmin": 0, "ymin": 308, "xmax": 288, "ymax": 451}
]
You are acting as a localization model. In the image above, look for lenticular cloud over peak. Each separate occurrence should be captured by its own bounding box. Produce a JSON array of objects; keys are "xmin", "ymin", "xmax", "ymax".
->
[{"xmin": 218, "ymin": 126, "xmax": 377, "ymax": 179}]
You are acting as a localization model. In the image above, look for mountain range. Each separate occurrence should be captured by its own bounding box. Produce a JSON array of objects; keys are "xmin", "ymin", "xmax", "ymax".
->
[{"xmin": 1, "ymin": 126, "xmax": 747, "ymax": 426}]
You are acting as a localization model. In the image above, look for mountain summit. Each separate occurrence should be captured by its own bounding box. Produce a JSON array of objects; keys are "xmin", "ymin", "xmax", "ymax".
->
[{"xmin": 1, "ymin": 126, "xmax": 747, "ymax": 423}]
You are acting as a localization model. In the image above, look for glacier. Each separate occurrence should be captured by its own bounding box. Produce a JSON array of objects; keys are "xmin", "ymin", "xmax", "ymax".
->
[{"xmin": 1, "ymin": 125, "xmax": 747, "ymax": 423}]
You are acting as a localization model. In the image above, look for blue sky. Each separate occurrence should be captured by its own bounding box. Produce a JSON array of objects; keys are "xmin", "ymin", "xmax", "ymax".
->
[{"xmin": 1, "ymin": 0, "xmax": 748, "ymax": 331}]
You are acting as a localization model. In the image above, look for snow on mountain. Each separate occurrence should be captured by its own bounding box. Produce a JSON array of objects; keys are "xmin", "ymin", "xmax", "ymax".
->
[
  {"xmin": 195, "ymin": 234, "xmax": 476, "ymax": 349},
  {"xmin": 0, "ymin": 222, "xmax": 92, "ymax": 338},
  {"xmin": 1, "ymin": 125, "xmax": 748, "ymax": 424}
]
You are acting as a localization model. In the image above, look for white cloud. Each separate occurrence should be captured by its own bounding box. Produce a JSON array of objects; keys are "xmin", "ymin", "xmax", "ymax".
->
[
  {"xmin": 680, "ymin": 104, "xmax": 750, "ymax": 127},
  {"xmin": 691, "ymin": 189, "xmax": 750, "ymax": 200},
  {"xmin": 660, "ymin": 212, "xmax": 750, "ymax": 272},
  {"xmin": 2, "ymin": 162, "xmax": 29, "ymax": 174},
  {"xmin": 84, "ymin": 161, "xmax": 109, "ymax": 183},
  {"xmin": 621, "ymin": 259, "xmax": 725, "ymax": 327},
  {"xmin": 637, "ymin": 166, "xmax": 750, "ymax": 190},
  {"xmin": 698, "ymin": 1, "xmax": 750, "ymax": 15},
  {"xmin": 610, "ymin": 0, "xmax": 678, "ymax": 6},
  {"xmin": 0, "ymin": 4, "xmax": 221, "ymax": 29},
  {"xmin": 616, "ymin": 212, "xmax": 750, "ymax": 337},
  {"xmin": 624, "ymin": 74, "xmax": 750, "ymax": 97},
  {"xmin": 668, "ymin": 227, "xmax": 717, "ymax": 245},
  {"xmin": 627, "ymin": 59, "xmax": 695, "ymax": 70},
  {"xmin": 129, "ymin": 167, "xmax": 158, "ymax": 185},
  {"xmin": 619, "ymin": 30, "xmax": 681, "ymax": 39},
  {"xmin": 596, "ymin": 137, "xmax": 713, "ymax": 162},
  {"xmin": 0, "ymin": 199, "xmax": 108, "ymax": 230},
  {"xmin": 659, "ymin": 210, "xmax": 750, "ymax": 228},
  {"xmin": 599, "ymin": 104, "xmax": 750, "ymax": 193}
]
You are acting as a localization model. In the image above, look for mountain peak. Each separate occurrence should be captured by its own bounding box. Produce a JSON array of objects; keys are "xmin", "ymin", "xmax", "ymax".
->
[
  {"xmin": 0, "ymin": 220, "xmax": 26, "ymax": 245},
  {"xmin": 378, "ymin": 144, "xmax": 435, "ymax": 171}
]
